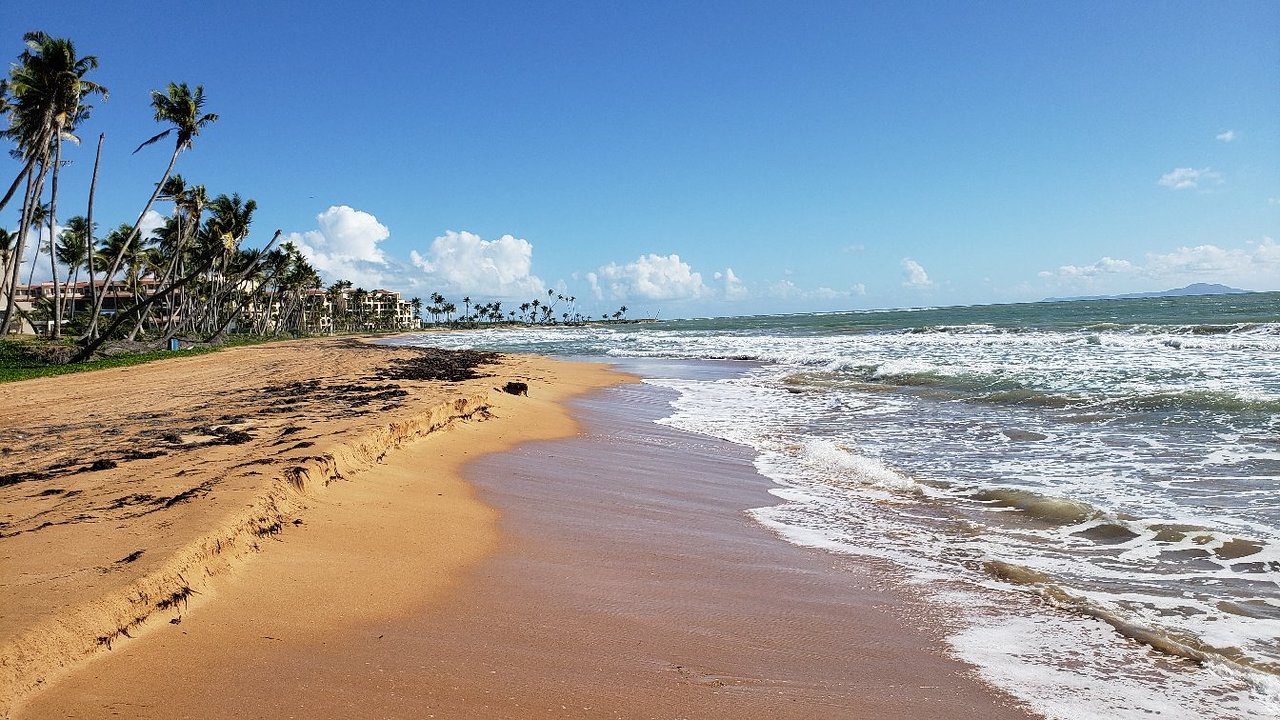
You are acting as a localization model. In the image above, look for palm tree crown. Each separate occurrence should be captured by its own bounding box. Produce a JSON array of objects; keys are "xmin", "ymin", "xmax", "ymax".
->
[
  {"xmin": 4, "ymin": 31, "xmax": 107, "ymax": 160},
  {"xmin": 134, "ymin": 82, "xmax": 218, "ymax": 154}
]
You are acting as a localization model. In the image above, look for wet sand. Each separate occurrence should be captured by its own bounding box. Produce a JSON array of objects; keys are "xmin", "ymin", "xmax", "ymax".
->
[{"xmin": 17, "ymin": 358, "xmax": 1038, "ymax": 719}]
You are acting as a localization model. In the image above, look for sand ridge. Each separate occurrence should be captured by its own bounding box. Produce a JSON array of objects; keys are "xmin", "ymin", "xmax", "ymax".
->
[{"xmin": 0, "ymin": 337, "xmax": 628, "ymax": 715}]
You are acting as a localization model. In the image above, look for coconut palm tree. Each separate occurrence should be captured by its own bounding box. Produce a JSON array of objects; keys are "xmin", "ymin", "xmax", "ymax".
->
[
  {"xmin": 190, "ymin": 192, "xmax": 256, "ymax": 334},
  {"xmin": 85, "ymin": 82, "xmax": 216, "ymax": 339},
  {"xmin": 55, "ymin": 215, "xmax": 90, "ymax": 320},
  {"xmin": 1, "ymin": 33, "xmax": 105, "ymax": 337}
]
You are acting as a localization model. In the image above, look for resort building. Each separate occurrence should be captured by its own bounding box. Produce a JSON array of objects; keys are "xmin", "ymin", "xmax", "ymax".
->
[{"xmin": 1, "ymin": 281, "xmax": 420, "ymax": 335}]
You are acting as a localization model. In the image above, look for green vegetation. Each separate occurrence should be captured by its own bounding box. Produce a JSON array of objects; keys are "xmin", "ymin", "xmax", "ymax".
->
[{"xmin": 0, "ymin": 336, "xmax": 215, "ymax": 382}]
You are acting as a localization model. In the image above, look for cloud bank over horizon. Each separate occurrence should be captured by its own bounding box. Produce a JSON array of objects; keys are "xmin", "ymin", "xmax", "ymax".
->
[{"xmin": 1039, "ymin": 237, "xmax": 1280, "ymax": 293}]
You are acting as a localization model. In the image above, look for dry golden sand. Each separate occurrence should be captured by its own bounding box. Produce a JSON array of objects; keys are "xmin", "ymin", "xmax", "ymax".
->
[{"xmin": 0, "ymin": 337, "xmax": 621, "ymax": 716}]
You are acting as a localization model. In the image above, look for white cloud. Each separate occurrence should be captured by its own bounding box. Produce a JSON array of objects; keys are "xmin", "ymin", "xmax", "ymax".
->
[
  {"xmin": 812, "ymin": 286, "xmax": 854, "ymax": 300},
  {"xmin": 587, "ymin": 253, "xmax": 706, "ymax": 301},
  {"xmin": 764, "ymin": 279, "xmax": 802, "ymax": 299},
  {"xmin": 901, "ymin": 258, "xmax": 934, "ymax": 289},
  {"xmin": 1158, "ymin": 167, "xmax": 1223, "ymax": 190},
  {"xmin": 763, "ymin": 279, "xmax": 859, "ymax": 302},
  {"xmin": 12, "ymin": 221, "xmax": 65, "ymax": 285},
  {"xmin": 1038, "ymin": 237, "xmax": 1280, "ymax": 291},
  {"xmin": 409, "ymin": 230, "xmax": 545, "ymax": 298},
  {"xmin": 288, "ymin": 205, "xmax": 393, "ymax": 288},
  {"xmin": 720, "ymin": 267, "xmax": 748, "ymax": 300},
  {"xmin": 1145, "ymin": 239, "xmax": 1279, "ymax": 279},
  {"xmin": 1216, "ymin": 130, "xmax": 1236, "ymax": 142},
  {"xmin": 1038, "ymin": 256, "xmax": 1134, "ymax": 280},
  {"xmin": 138, "ymin": 209, "xmax": 166, "ymax": 240}
]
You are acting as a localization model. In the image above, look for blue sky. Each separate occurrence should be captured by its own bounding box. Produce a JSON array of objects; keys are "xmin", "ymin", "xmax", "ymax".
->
[{"xmin": 8, "ymin": 1, "xmax": 1279, "ymax": 318}]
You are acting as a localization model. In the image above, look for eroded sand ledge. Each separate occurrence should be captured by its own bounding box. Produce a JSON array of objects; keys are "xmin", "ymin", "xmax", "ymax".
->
[{"xmin": 0, "ymin": 338, "xmax": 626, "ymax": 716}]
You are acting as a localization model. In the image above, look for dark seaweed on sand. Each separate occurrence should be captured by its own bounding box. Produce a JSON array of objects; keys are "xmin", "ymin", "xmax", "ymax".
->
[{"xmin": 375, "ymin": 347, "xmax": 501, "ymax": 382}]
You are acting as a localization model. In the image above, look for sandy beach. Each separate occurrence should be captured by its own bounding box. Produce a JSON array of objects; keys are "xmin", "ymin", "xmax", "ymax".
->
[
  {"xmin": 3, "ymin": 341, "xmax": 1037, "ymax": 719},
  {"xmin": 0, "ymin": 338, "xmax": 623, "ymax": 716}
]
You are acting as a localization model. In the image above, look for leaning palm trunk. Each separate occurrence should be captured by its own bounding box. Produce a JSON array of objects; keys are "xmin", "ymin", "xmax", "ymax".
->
[
  {"xmin": 202, "ymin": 230, "xmax": 283, "ymax": 344},
  {"xmin": 72, "ymin": 250, "xmax": 219, "ymax": 361},
  {"xmin": 208, "ymin": 265, "xmax": 282, "ymax": 344},
  {"xmin": 1, "ymin": 166, "xmax": 45, "ymax": 334},
  {"xmin": 46, "ymin": 129, "xmax": 65, "ymax": 338},
  {"xmin": 140, "ymin": 221, "xmax": 191, "ymax": 339},
  {"xmin": 83, "ymin": 144, "xmax": 179, "ymax": 340},
  {"xmin": 0, "ymin": 154, "xmax": 38, "ymax": 215},
  {"xmin": 83, "ymin": 134, "xmax": 104, "ymax": 337}
]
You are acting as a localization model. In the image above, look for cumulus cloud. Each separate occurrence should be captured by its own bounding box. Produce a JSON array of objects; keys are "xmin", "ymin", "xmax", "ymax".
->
[
  {"xmin": 1038, "ymin": 256, "xmax": 1134, "ymax": 280},
  {"xmin": 1038, "ymin": 238, "xmax": 1279, "ymax": 291},
  {"xmin": 1145, "ymin": 239, "xmax": 1279, "ymax": 278},
  {"xmin": 1158, "ymin": 167, "xmax": 1223, "ymax": 190},
  {"xmin": 288, "ymin": 205, "xmax": 393, "ymax": 288},
  {"xmin": 409, "ymin": 230, "xmax": 544, "ymax": 297},
  {"xmin": 714, "ymin": 268, "xmax": 749, "ymax": 300},
  {"xmin": 138, "ymin": 209, "xmax": 166, "ymax": 240},
  {"xmin": 1216, "ymin": 130, "xmax": 1236, "ymax": 142},
  {"xmin": 901, "ymin": 258, "xmax": 934, "ymax": 289},
  {"xmin": 587, "ymin": 254, "xmax": 706, "ymax": 301}
]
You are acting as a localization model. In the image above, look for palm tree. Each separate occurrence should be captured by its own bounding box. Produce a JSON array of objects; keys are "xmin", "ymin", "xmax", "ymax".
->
[
  {"xmin": 1, "ymin": 33, "xmax": 105, "ymax": 213},
  {"xmin": 85, "ymin": 82, "xmax": 217, "ymax": 339},
  {"xmin": 352, "ymin": 287, "xmax": 369, "ymax": 330},
  {"xmin": 0, "ymin": 32, "xmax": 105, "ymax": 337},
  {"xmin": 55, "ymin": 216, "xmax": 90, "ymax": 320},
  {"xmin": 191, "ymin": 192, "xmax": 256, "ymax": 334}
]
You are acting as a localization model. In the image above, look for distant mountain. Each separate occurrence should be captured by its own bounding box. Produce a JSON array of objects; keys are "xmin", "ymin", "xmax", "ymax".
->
[{"xmin": 1044, "ymin": 283, "xmax": 1253, "ymax": 302}]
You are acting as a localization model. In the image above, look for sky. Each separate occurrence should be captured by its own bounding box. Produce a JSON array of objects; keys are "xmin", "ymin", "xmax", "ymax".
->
[{"xmin": 6, "ymin": 1, "xmax": 1279, "ymax": 318}]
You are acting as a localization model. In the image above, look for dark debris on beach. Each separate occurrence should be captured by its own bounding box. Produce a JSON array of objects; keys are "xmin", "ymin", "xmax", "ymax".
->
[{"xmin": 374, "ymin": 347, "xmax": 502, "ymax": 383}]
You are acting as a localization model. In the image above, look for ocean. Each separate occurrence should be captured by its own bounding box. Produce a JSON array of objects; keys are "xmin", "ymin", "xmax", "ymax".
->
[{"xmin": 386, "ymin": 292, "xmax": 1280, "ymax": 719}]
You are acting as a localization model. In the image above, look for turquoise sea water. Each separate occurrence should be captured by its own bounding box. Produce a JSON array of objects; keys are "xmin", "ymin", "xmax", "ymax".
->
[{"xmin": 388, "ymin": 292, "xmax": 1280, "ymax": 719}]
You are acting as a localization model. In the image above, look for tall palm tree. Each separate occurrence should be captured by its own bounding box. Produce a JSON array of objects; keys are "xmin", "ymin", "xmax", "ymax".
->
[
  {"xmin": 1, "ymin": 32, "xmax": 105, "ymax": 337},
  {"xmin": 86, "ymin": 82, "xmax": 216, "ymax": 339}
]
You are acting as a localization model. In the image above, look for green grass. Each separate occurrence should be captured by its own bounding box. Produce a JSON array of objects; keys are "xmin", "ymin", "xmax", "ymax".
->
[{"xmin": 0, "ymin": 338, "xmax": 220, "ymax": 383}]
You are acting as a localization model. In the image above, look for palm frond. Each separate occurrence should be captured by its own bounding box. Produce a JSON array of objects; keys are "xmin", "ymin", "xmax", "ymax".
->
[{"xmin": 134, "ymin": 128, "xmax": 172, "ymax": 153}]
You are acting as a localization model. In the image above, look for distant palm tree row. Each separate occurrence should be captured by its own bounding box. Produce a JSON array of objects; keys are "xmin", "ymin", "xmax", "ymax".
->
[
  {"xmin": 0, "ymin": 31, "xmax": 635, "ymax": 363},
  {"xmin": 419, "ymin": 288, "xmax": 628, "ymax": 327}
]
